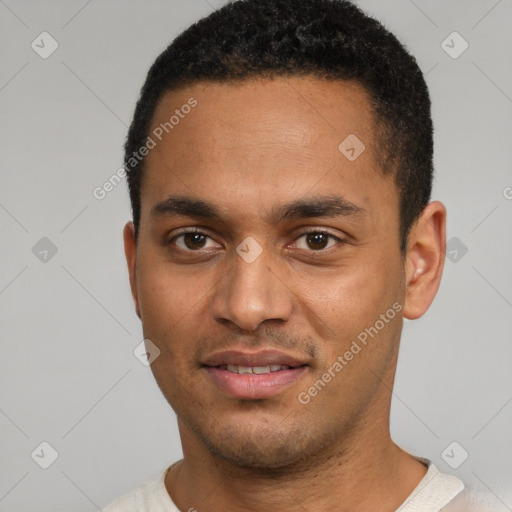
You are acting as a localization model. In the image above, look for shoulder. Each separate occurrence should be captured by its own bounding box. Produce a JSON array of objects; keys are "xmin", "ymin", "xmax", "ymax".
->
[
  {"xmin": 102, "ymin": 487, "xmax": 138, "ymax": 512},
  {"xmin": 101, "ymin": 464, "xmax": 178, "ymax": 512},
  {"xmin": 405, "ymin": 456, "xmax": 503, "ymax": 512},
  {"xmin": 442, "ymin": 485, "xmax": 507, "ymax": 512}
]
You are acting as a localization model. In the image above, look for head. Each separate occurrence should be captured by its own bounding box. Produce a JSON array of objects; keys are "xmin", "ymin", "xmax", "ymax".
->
[{"xmin": 123, "ymin": 0, "xmax": 446, "ymax": 470}]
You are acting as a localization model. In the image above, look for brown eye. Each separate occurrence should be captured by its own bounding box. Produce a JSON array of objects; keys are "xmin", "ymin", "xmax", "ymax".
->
[
  {"xmin": 182, "ymin": 233, "xmax": 207, "ymax": 250},
  {"xmin": 171, "ymin": 231, "xmax": 219, "ymax": 251},
  {"xmin": 294, "ymin": 231, "xmax": 341, "ymax": 251},
  {"xmin": 306, "ymin": 233, "xmax": 329, "ymax": 250}
]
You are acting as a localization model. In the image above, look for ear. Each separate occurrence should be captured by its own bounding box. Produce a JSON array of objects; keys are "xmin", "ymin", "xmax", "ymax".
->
[
  {"xmin": 123, "ymin": 221, "xmax": 141, "ymax": 319},
  {"xmin": 403, "ymin": 201, "xmax": 446, "ymax": 320}
]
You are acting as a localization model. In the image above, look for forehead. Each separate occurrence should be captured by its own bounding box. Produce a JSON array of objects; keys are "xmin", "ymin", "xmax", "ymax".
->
[
  {"xmin": 141, "ymin": 77, "xmax": 396, "ymax": 224},
  {"xmin": 149, "ymin": 77, "xmax": 376, "ymax": 157}
]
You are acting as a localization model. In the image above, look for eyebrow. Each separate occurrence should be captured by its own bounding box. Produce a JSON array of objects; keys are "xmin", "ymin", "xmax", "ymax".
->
[{"xmin": 151, "ymin": 194, "xmax": 366, "ymax": 224}]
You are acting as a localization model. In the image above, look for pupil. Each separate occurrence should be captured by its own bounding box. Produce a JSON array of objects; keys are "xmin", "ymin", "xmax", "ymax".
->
[
  {"xmin": 184, "ymin": 233, "xmax": 206, "ymax": 249},
  {"xmin": 307, "ymin": 233, "xmax": 328, "ymax": 250}
]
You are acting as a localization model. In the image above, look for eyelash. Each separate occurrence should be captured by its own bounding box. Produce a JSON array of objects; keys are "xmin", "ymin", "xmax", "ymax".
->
[{"xmin": 166, "ymin": 228, "xmax": 345, "ymax": 254}]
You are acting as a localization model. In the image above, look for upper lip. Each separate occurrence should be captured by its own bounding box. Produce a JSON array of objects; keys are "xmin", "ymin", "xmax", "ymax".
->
[{"xmin": 202, "ymin": 349, "xmax": 307, "ymax": 368}]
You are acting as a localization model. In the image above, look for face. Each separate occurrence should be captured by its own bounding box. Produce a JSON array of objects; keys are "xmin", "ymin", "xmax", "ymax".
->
[{"xmin": 124, "ymin": 77, "xmax": 444, "ymax": 469}]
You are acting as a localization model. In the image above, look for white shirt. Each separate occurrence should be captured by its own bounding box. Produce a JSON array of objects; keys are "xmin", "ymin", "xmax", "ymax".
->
[{"xmin": 102, "ymin": 456, "xmax": 481, "ymax": 512}]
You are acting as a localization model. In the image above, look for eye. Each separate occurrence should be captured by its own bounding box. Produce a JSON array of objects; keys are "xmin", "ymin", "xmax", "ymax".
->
[
  {"xmin": 171, "ymin": 230, "xmax": 220, "ymax": 251},
  {"xmin": 294, "ymin": 231, "xmax": 341, "ymax": 251}
]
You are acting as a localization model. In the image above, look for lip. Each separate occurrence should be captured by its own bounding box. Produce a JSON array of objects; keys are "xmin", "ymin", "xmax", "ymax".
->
[
  {"xmin": 202, "ymin": 348, "xmax": 309, "ymax": 400},
  {"xmin": 205, "ymin": 366, "xmax": 308, "ymax": 399},
  {"xmin": 202, "ymin": 349, "xmax": 306, "ymax": 368}
]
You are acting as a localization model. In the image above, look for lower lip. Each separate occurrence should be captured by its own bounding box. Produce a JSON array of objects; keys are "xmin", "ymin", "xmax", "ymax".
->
[{"xmin": 205, "ymin": 366, "xmax": 308, "ymax": 399}]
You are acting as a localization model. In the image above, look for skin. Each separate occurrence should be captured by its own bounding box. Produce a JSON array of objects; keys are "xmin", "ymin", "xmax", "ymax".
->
[{"xmin": 123, "ymin": 77, "xmax": 446, "ymax": 512}]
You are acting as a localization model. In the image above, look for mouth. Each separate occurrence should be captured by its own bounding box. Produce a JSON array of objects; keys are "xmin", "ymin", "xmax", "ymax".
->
[
  {"xmin": 202, "ymin": 349, "xmax": 309, "ymax": 400},
  {"xmin": 215, "ymin": 364, "xmax": 298, "ymax": 374}
]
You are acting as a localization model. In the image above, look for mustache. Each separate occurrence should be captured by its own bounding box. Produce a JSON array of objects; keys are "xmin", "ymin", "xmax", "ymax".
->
[{"xmin": 193, "ymin": 327, "xmax": 319, "ymax": 360}]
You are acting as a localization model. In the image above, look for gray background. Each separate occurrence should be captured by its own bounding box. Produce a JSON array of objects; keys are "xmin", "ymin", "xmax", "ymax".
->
[{"xmin": 1, "ymin": 0, "xmax": 511, "ymax": 510}]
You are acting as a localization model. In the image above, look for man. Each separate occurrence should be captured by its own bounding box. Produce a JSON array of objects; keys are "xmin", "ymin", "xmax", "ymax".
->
[{"xmin": 104, "ymin": 0, "xmax": 479, "ymax": 510}]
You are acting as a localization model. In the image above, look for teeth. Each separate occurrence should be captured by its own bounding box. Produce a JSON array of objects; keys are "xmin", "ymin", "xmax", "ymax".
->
[
  {"xmin": 252, "ymin": 366, "xmax": 271, "ymax": 374},
  {"xmin": 224, "ymin": 364, "xmax": 291, "ymax": 374}
]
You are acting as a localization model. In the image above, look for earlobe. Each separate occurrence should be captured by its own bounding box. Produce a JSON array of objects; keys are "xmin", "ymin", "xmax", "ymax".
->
[
  {"xmin": 123, "ymin": 221, "xmax": 141, "ymax": 319},
  {"xmin": 403, "ymin": 201, "xmax": 446, "ymax": 320}
]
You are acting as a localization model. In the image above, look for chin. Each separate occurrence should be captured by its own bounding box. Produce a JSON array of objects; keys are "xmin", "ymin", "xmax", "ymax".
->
[
  {"xmin": 205, "ymin": 436, "xmax": 307, "ymax": 470},
  {"xmin": 190, "ymin": 417, "xmax": 331, "ymax": 471}
]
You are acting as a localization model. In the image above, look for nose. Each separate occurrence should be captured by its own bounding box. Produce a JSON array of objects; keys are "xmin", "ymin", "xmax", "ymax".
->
[{"xmin": 211, "ymin": 247, "xmax": 293, "ymax": 331}]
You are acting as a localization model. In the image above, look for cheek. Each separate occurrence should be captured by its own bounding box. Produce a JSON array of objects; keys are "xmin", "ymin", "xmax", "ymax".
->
[
  {"xmin": 297, "ymin": 256, "xmax": 402, "ymax": 355},
  {"xmin": 138, "ymin": 266, "xmax": 204, "ymax": 399},
  {"xmin": 136, "ymin": 256, "xmax": 204, "ymax": 341}
]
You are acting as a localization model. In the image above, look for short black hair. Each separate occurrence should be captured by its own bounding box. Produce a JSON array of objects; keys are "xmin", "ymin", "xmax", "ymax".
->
[{"xmin": 125, "ymin": 0, "xmax": 433, "ymax": 251}]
